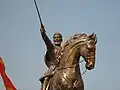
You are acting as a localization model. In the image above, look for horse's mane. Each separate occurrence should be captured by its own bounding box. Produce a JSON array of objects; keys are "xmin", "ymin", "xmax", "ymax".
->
[{"xmin": 63, "ymin": 33, "xmax": 88, "ymax": 48}]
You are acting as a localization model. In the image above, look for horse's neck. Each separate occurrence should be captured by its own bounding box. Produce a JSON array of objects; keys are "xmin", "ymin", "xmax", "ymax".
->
[
  {"xmin": 58, "ymin": 44, "xmax": 82, "ymax": 82},
  {"xmin": 59, "ymin": 45, "xmax": 80, "ymax": 67}
]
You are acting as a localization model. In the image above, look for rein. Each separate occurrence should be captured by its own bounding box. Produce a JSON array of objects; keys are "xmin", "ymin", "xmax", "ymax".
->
[{"xmin": 80, "ymin": 60, "xmax": 87, "ymax": 75}]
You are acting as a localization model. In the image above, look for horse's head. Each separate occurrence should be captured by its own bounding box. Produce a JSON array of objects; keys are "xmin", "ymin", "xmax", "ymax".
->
[
  {"xmin": 79, "ymin": 33, "xmax": 97, "ymax": 70},
  {"xmin": 62, "ymin": 33, "xmax": 97, "ymax": 70}
]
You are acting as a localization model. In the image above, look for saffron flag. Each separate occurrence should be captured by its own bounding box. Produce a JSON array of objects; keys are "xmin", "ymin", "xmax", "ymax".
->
[
  {"xmin": 0, "ymin": 57, "xmax": 5, "ymax": 73},
  {"xmin": 0, "ymin": 57, "xmax": 17, "ymax": 90}
]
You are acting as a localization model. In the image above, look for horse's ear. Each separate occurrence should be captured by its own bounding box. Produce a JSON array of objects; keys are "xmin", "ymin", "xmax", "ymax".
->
[
  {"xmin": 95, "ymin": 34, "xmax": 97, "ymax": 44},
  {"xmin": 88, "ymin": 32, "xmax": 94, "ymax": 38},
  {"xmin": 88, "ymin": 33, "xmax": 97, "ymax": 43}
]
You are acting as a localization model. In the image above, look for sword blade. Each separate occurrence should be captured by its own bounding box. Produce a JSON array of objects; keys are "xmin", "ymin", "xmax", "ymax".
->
[{"xmin": 33, "ymin": 0, "xmax": 43, "ymax": 24}]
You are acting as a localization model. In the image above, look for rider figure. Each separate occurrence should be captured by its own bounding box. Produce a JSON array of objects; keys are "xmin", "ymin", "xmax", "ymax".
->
[{"xmin": 39, "ymin": 25, "xmax": 63, "ymax": 90}]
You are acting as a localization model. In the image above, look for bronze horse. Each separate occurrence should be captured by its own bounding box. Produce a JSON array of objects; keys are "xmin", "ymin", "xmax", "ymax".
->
[{"xmin": 45, "ymin": 33, "xmax": 97, "ymax": 90}]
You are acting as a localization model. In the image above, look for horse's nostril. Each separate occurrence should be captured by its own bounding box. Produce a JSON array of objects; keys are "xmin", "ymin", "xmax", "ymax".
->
[
  {"xmin": 86, "ymin": 63, "xmax": 93, "ymax": 70},
  {"xmin": 89, "ymin": 64, "xmax": 93, "ymax": 68}
]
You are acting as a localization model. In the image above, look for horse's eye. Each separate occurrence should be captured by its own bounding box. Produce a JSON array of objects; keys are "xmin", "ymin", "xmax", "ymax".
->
[
  {"xmin": 87, "ymin": 44, "xmax": 91, "ymax": 48},
  {"xmin": 87, "ymin": 41, "xmax": 95, "ymax": 48},
  {"xmin": 86, "ymin": 45, "xmax": 94, "ymax": 51},
  {"xmin": 87, "ymin": 44, "xmax": 93, "ymax": 49}
]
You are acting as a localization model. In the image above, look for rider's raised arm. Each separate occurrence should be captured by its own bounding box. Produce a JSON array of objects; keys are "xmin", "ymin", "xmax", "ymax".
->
[{"xmin": 40, "ymin": 26, "xmax": 54, "ymax": 51}]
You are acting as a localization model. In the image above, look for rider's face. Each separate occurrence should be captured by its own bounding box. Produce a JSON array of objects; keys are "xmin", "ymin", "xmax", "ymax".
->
[{"xmin": 53, "ymin": 34, "xmax": 62, "ymax": 46}]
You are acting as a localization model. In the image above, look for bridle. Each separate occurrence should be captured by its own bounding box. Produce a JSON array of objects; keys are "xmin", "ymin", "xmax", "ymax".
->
[{"xmin": 58, "ymin": 59, "xmax": 87, "ymax": 75}]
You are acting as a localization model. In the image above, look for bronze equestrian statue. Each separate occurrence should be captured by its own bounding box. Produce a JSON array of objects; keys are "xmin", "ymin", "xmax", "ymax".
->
[
  {"xmin": 39, "ymin": 25, "xmax": 97, "ymax": 90},
  {"xmin": 33, "ymin": 1, "xmax": 97, "ymax": 89}
]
